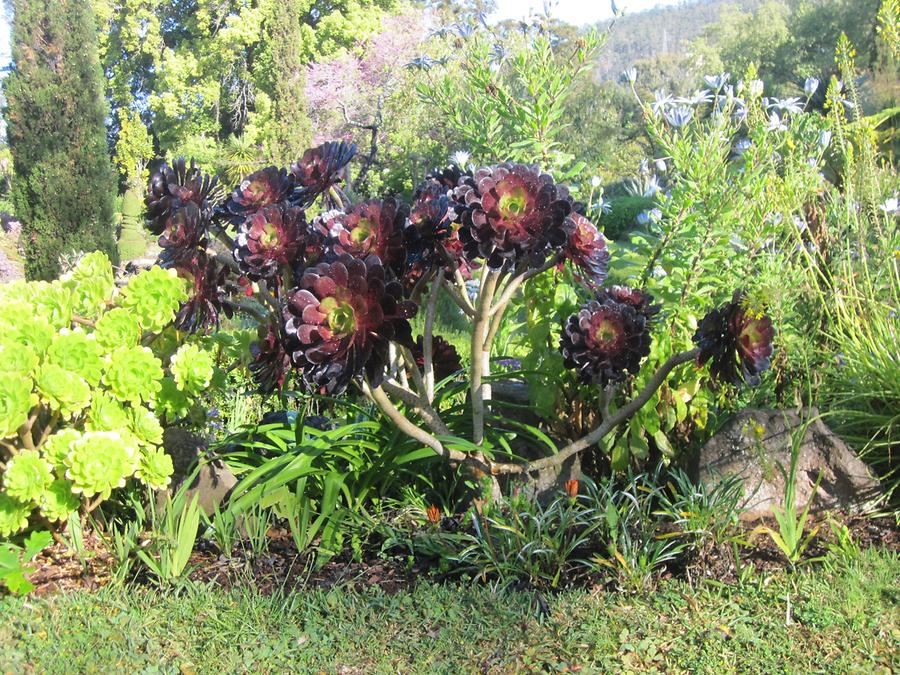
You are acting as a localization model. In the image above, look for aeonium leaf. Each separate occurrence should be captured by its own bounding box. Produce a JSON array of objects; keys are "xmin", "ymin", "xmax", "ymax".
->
[
  {"xmin": 85, "ymin": 392, "xmax": 130, "ymax": 433},
  {"xmin": 92, "ymin": 307, "xmax": 141, "ymax": 351},
  {"xmin": 0, "ymin": 373, "xmax": 34, "ymax": 439},
  {"xmin": 103, "ymin": 346, "xmax": 163, "ymax": 405},
  {"xmin": 120, "ymin": 266, "xmax": 188, "ymax": 333},
  {"xmin": 35, "ymin": 363, "xmax": 91, "ymax": 418},
  {"xmin": 135, "ymin": 447, "xmax": 174, "ymax": 490},
  {"xmin": 128, "ymin": 406, "xmax": 164, "ymax": 447},
  {"xmin": 0, "ymin": 492, "xmax": 31, "ymax": 537},
  {"xmin": 152, "ymin": 376, "xmax": 193, "ymax": 422},
  {"xmin": 31, "ymin": 281, "xmax": 75, "ymax": 330},
  {"xmin": 41, "ymin": 428, "xmax": 82, "ymax": 469},
  {"xmin": 169, "ymin": 343, "xmax": 215, "ymax": 395},
  {"xmin": 39, "ymin": 480, "xmax": 80, "ymax": 522},
  {"xmin": 2, "ymin": 449, "xmax": 53, "ymax": 503},
  {"xmin": 61, "ymin": 251, "xmax": 115, "ymax": 318},
  {"xmin": 47, "ymin": 329, "xmax": 105, "ymax": 386},
  {"xmin": 0, "ymin": 339, "xmax": 38, "ymax": 377},
  {"xmin": 64, "ymin": 431, "xmax": 139, "ymax": 500},
  {"xmin": 0, "ymin": 302, "xmax": 54, "ymax": 354}
]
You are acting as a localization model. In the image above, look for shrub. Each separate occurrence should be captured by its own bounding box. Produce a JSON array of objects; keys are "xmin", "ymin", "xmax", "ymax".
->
[
  {"xmin": 4, "ymin": 0, "xmax": 118, "ymax": 280},
  {"xmin": 0, "ymin": 252, "xmax": 219, "ymax": 538}
]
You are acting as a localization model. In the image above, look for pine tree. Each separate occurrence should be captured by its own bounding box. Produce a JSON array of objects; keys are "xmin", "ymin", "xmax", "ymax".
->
[
  {"xmin": 4, "ymin": 0, "xmax": 118, "ymax": 280},
  {"xmin": 264, "ymin": 2, "xmax": 312, "ymax": 166}
]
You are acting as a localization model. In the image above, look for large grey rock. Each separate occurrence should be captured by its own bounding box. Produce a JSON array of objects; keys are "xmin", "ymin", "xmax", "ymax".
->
[
  {"xmin": 159, "ymin": 427, "xmax": 236, "ymax": 516},
  {"xmin": 692, "ymin": 408, "xmax": 882, "ymax": 520}
]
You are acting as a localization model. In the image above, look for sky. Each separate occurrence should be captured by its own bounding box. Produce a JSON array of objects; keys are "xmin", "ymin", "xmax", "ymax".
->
[{"xmin": 490, "ymin": 0, "xmax": 683, "ymax": 26}]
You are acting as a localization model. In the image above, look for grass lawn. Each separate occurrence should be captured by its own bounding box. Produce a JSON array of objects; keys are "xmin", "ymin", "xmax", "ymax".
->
[{"xmin": 1, "ymin": 548, "xmax": 897, "ymax": 673}]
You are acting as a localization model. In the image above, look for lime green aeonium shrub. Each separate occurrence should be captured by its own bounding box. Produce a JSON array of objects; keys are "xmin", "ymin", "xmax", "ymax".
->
[{"xmin": 0, "ymin": 253, "xmax": 218, "ymax": 538}]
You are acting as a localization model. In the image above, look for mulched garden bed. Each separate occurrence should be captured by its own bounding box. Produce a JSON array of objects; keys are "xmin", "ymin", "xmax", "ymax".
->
[{"xmin": 22, "ymin": 511, "xmax": 899, "ymax": 597}]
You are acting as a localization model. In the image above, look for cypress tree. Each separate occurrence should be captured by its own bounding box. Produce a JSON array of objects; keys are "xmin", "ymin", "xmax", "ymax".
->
[
  {"xmin": 264, "ymin": 2, "xmax": 313, "ymax": 166},
  {"xmin": 4, "ymin": 0, "xmax": 118, "ymax": 280}
]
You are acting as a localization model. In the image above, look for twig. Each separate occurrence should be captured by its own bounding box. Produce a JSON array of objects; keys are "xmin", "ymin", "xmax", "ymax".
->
[
  {"xmin": 488, "ymin": 349, "xmax": 700, "ymax": 475},
  {"xmin": 441, "ymin": 277, "xmax": 476, "ymax": 317}
]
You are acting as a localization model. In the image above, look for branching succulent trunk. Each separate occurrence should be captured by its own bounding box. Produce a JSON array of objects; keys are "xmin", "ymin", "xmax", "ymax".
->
[{"xmin": 362, "ymin": 271, "xmax": 702, "ymax": 497}]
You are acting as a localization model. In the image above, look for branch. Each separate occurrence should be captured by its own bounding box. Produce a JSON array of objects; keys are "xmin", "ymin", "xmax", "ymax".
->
[
  {"xmin": 441, "ymin": 277, "xmax": 476, "ymax": 317},
  {"xmin": 490, "ymin": 348, "xmax": 701, "ymax": 475},
  {"xmin": 489, "ymin": 253, "xmax": 563, "ymax": 317},
  {"xmin": 362, "ymin": 382, "xmax": 465, "ymax": 464},
  {"xmin": 422, "ymin": 280, "xmax": 441, "ymax": 402},
  {"xmin": 471, "ymin": 269, "xmax": 501, "ymax": 445},
  {"xmin": 381, "ymin": 380, "xmax": 452, "ymax": 437}
]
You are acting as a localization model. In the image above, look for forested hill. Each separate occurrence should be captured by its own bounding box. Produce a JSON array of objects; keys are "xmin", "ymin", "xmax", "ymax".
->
[{"xmin": 592, "ymin": 0, "xmax": 765, "ymax": 79}]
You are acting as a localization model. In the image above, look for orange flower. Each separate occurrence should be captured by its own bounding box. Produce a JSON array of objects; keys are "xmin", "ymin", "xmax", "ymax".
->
[
  {"xmin": 426, "ymin": 504, "xmax": 441, "ymax": 524},
  {"xmin": 565, "ymin": 479, "xmax": 579, "ymax": 498}
]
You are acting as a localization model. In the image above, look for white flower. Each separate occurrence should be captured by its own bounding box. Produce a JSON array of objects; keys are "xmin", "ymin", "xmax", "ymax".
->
[
  {"xmin": 651, "ymin": 90, "xmax": 673, "ymax": 117},
  {"xmin": 451, "ymin": 150, "xmax": 471, "ymax": 167},
  {"xmin": 704, "ymin": 72, "xmax": 730, "ymax": 90},
  {"xmin": 621, "ymin": 67, "xmax": 637, "ymax": 84},
  {"xmin": 590, "ymin": 175, "xmax": 602, "ymax": 188},
  {"xmin": 879, "ymin": 197, "xmax": 899, "ymax": 215},
  {"xmin": 804, "ymin": 77, "xmax": 819, "ymax": 96},
  {"xmin": 664, "ymin": 106, "xmax": 693, "ymax": 128},
  {"xmin": 817, "ymin": 130, "xmax": 832, "ymax": 150}
]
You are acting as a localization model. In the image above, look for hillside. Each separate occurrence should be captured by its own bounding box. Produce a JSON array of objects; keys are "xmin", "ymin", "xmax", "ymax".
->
[{"xmin": 592, "ymin": 0, "xmax": 765, "ymax": 79}]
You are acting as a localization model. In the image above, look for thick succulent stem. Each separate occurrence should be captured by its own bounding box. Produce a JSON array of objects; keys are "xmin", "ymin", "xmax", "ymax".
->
[
  {"xmin": 470, "ymin": 269, "xmax": 501, "ymax": 446},
  {"xmin": 487, "ymin": 348, "xmax": 700, "ymax": 475},
  {"xmin": 441, "ymin": 277, "xmax": 476, "ymax": 317},
  {"xmin": 422, "ymin": 279, "xmax": 441, "ymax": 402},
  {"xmin": 381, "ymin": 380, "xmax": 452, "ymax": 437},
  {"xmin": 363, "ymin": 382, "xmax": 465, "ymax": 464},
  {"xmin": 489, "ymin": 253, "xmax": 563, "ymax": 318}
]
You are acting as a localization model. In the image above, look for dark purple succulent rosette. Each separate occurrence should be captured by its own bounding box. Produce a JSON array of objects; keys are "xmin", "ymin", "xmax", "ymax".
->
[
  {"xmin": 404, "ymin": 189, "xmax": 454, "ymax": 281},
  {"xmin": 290, "ymin": 140, "xmax": 357, "ymax": 207},
  {"xmin": 220, "ymin": 166, "xmax": 295, "ymax": 226},
  {"xmin": 453, "ymin": 163, "xmax": 571, "ymax": 270},
  {"xmin": 234, "ymin": 204, "xmax": 306, "ymax": 281},
  {"xmin": 562, "ymin": 212, "xmax": 611, "ymax": 288},
  {"xmin": 693, "ymin": 291, "xmax": 774, "ymax": 386},
  {"xmin": 146, "ymin": 157, "xmax": 221, "ymax": 235},
  {"xmin": 282, "ymin": 254, "xmax": 417, "ymax": 395},
  {"xmin": 600, "ymin": 286, "xmax": 661, "ymax": 322},
  {"xmin": 414, "ymin": 164, "xmax": 471, "ymax": 198},
  {"xmin": 174, "ymin": 252, "xmax": 235, "ymax": 334},
  {"xmin": 157, "ymin": 202, "xmax": 209, "ymax": 269},
  {"xmin": 411, "ymin": 335, "xmax": 462, "ymax": 381},
  {"xmin": 316, "ymin": 199, "xmax": 408, "ymax": 276},
  {"xmin": 249, "ymin": 320, "xmax": 292, "ymax": 394},
  {"xmin": 560, "ymin": 287, "xmax": 655, "ymax": 386}
]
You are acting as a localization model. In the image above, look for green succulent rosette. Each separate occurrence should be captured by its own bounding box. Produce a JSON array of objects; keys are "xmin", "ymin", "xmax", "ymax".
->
[
  {"xmin": 0, "ymin": 492, "xmax": 31, "ymax": 537},
  {"xmin": 41, "ymin": 428, "xmax": 82, "ymax": 469},
  {"xmin": 39, "ymin": 479, "xmax": 81, "ymax": 522},
  {"xmin": 85, "ymin": 391, "xmax": 130, "ymax": 433},
  {"xmin": 152, "ymin": 376, "xmax": 193, "ymax": 421},
  {"xmin": 136, "ymin": 447, "xmax": 174, "ymax": 490},
  {"xmin": 3, "ymin": 449, "xmax": 54, "ymax": 503},
  {"xmin": 128, "ymin": 406, "xmax": 164, "ymax": 447},
  {"xmin": 35, "ymin": 364, "xmax": 91, "ymax": 418},
  {"xmin": 93, "ymin": 307, "xmax": 141, "ymax": 351},
  {"xmin": 61, "ymin": 251, "xmax": 115, "ymax": 318},
  {"xmin": 0, "ymin": 339, "xmax": 39, "ymax": 376},
  {"xmin": 47, "ymin": 329, "xmax": 106, "ymax": 386},
  {"xmin": 0, "ymin": 373, "xmax": 34, "ymax": 439},
  {"xmin": 104, "ymin": 346, "xmax": 163, "ymax": 405},
  {"xmin": 120, "ymin": 266, "xmax": 188, "ymax": 333},
  {"xmin": 64, "ymin": 431, "xmax": 138, "ymax": 500},
  {"xmin": 32, "ymin": 281, "xmax": 76, "ymax": 330},
  {"xmin": 170, "ymin": 343, "xmax": 215, "ymax": 395},
  {"xmin": 0, "ymin": 301, "xmax": 55, "ymax": 354}
]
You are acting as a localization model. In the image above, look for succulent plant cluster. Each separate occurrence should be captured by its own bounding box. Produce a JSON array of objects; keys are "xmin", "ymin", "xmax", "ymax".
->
[
  {"xmin": 146, "ymin": 144, "xmax": 616, "ymax": 395},
  {"xmin": 0, "ymin": 253, "xmax": 223, "ymax": 537}
]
